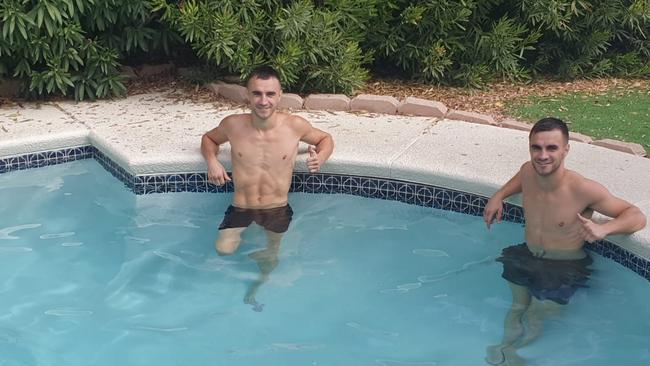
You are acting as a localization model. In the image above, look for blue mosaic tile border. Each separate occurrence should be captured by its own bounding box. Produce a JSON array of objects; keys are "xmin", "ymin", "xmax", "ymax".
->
[
  {"xmin": 0, "ymin": 146, "xmax": 94, "ymax": 173},
  {"xmin": 1, "ymin": 146, "xmax": 648, "ymax": 281},
  {"xmin": 132, "ymin": 171, "xmax": 525, "ymax": 221},
  {"xmin": 588, "ymin": 240, "xmax": 650, "ymax": 281},
  {"xmin": 94, "ymin": 148, "xmax": 136, "ymax": 191}
]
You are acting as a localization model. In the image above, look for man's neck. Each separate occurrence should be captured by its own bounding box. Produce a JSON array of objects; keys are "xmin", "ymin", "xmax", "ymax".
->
[
  {"xmin": 536, "ymin": 166, "xmax": 567, "ymax": 192},
  {"xmin": 251, "ymin": 112, "xmax": 279, "ymax": 130}
]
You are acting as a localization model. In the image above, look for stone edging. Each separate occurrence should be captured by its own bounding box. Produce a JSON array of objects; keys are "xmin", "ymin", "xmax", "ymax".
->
[{"xmin": 204, "ymin": 79, "xmax": 647, "ymax": 157}]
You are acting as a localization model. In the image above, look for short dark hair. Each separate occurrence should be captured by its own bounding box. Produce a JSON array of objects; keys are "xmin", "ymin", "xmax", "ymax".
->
[
  {"xmin": 246, "ymin": 65, "xmax": 281, "ymax": 87},
  {"xmin": 529, "ymin": 117, "xmax": 569, "ymax": 142}
]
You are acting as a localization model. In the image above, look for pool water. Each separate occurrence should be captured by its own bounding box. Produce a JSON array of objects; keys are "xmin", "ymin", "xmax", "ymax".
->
[{"xmin": 1, "ymin": 160, "xmax": 649, "ymax": 366}]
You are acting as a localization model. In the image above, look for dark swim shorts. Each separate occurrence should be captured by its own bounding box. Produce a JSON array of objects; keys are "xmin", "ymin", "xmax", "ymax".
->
[
  {"xmin": 218, "ymin": 204, "xmax": 293, "ymax": 233},
  {"xmin": 497, "ymin": 243, "xmax": 593, "ymax": 305}
]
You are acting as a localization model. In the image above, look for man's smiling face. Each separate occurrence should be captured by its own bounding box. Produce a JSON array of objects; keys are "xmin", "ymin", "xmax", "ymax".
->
[
  {"xmin": 247, "ymin": 76, "xmax": 282, "ymax": 121},
  {"xmin": 529, "ymin": 129, "xmax": 569, "ymax": 177}
]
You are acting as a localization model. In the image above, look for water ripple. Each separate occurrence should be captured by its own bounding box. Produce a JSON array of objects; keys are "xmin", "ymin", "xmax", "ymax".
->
[
  {"xmin": 44, "ymin": 309, "xmax": 93, "ymax": 317},
  {"xmin": 132, "ymin": 325, "xmax": 189, "ymax": 333},
  {"xmin": 346, "ymin": 322, "xmax": 399, "ymax": 337},
  {"xmin": 270, "ymin": 342, "xmax": 325, "ymax": 351},
  {"xmin": 40, "ymin": 232, "xmax": 75, "ymax": 239},
  {"xmin": 376, "ymin": 359, "xmax": 437, "ymax": 366},
  {"xmin": 412, "ymin": 249, "xmax": 449, "ymax": 258},
  {"xmin": 0, "ymin": 224, "xmax": 41, "ymax": 240},
  {"xmin": 417, "ymin": 255, "xmax": 495, "ymax": 283},
  {"xmin": 0, "ymin": 247, "xmax": 33, "ymax": 252}
]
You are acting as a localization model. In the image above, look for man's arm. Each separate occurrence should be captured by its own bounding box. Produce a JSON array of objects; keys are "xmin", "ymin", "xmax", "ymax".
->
[
  {"xmin": 577, "ymin": 180, "xmax": 647, "ymax": 241},
  {"xmin": 201, "ymin": 119, "xmax": 231, "ymax": 186},
  {"xmin": 483, "ymin": 163, "xmax": 526, "ymax": 229},
  {"xmin": 296, "ymin": 117, "xmax": 334, "ymax": 173}
]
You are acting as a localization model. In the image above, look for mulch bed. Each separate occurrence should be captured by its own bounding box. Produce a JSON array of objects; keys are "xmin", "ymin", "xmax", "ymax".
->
[{"xmin": 358, "ymin": 78, "xmax": 649, "ymax": 121}]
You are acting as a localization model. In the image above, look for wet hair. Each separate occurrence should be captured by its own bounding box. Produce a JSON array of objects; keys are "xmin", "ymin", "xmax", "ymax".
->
[
  {"xmin": 529, "ymin": 117, "xmax": 569, "ymax": 142},
  {"xmin": 246, "ymin": 65, "xmax": 281, "ymax": 87}
]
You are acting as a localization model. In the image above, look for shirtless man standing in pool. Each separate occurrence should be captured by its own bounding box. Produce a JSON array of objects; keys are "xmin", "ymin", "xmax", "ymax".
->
[
  {"xmin": 483, "ymin": 117, "xmax": 646, "ymax": 365},
  {"xmin": 201, "ymin": 65, "xmax": 334, "ymax": 307}
]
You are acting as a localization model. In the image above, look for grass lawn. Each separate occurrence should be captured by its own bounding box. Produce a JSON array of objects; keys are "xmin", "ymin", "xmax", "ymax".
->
[{"xmin": 505, "ymin": 88, "xmax": 650, "ymax": 153}]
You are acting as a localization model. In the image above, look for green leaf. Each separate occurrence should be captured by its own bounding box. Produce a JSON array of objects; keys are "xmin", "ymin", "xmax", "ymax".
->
[
  {"xmin": 46, "ymin": 76, "xmax": 55, "ymax": 93},
  {"xmin": 45, "ymin": 2, "xmax": 62, "ymax": 24},
  {"xmin": 17, "ymin": 21, "xmax": 27, "ymax": 41},
  {"xmin": 75, "ymin": 83, "xmax": 83, "ymax": 101},
  {"xmin": 43, "ymin": 15, "xmax": 54, "ymax": 36},
  {"xmin": 64, "ymin": 0, "xmax": 75, "ymax": 17},
  {"xmin": 76, "ymin": 0, "xmax": 85, "ymax": 14},
  {"xmin": 36, "ymin": 7, "xmax": 44, "ymax": 28},
  {"xmin": 9, "ymin": 16, "xmax": 15, "ymax": 36}
]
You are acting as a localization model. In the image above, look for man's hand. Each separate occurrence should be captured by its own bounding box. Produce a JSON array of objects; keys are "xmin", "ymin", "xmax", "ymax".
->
[
  {"xmin": 483, "ymin": 196, "xmax": 504, "ymax": 230},
  {"xmin": 577, "ymin": 214, "xmax": 607, "ymax": 243},
  {"xmin": 207, "ymin": 162, "xmax": 231, "ymax": 186},
  {"xmin": 307, "ymin": 146, "xmax": 321, "ymax": 173}
]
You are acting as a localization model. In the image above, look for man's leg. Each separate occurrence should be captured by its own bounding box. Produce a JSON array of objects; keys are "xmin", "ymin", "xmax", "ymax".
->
[
  {"xmin": 215, "ymin": 227, "xmax": 247, "ymax": 255},
  {"xmin": 486, "ymin": 283, "xmax": 531, "ymax": 365},
  {"xmin": 244, "ymin": 230, "xmax": 284, "ymax": 308},
  {"xmin": 516, "ymin": 297, "xmax": 563, "ymax": 348}
]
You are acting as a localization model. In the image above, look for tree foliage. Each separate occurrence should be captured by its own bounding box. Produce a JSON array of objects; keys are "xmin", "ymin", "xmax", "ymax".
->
[{"xmin": 0, "ymin": 0, "xmax": 180, "ymax": 100}]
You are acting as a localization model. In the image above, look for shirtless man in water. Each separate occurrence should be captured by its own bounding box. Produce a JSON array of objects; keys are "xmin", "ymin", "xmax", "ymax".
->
[
  {"xmin": 201, "ymin": 66, "xmax": 334, "ymax": 308},
  {"xmin": 483, "ymin": 117, "xmax": 646, "ymax": 365}
]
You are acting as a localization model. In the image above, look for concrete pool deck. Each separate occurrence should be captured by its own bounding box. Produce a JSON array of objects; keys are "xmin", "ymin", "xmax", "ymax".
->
[{"xmin": 1, "ymin": 90, "xmax": 649, "ymax": 259}]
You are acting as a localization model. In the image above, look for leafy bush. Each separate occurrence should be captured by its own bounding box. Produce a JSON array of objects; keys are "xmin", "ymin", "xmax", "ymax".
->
[
  {"xmin": 365, "ymin": 0, "xmax": 650, "ymax": 86},
  {"xmin": 152, "ymin": 0, "xmax": 371, "ymax": 94},
  {"xmin": 521, "ymin": 0, "xmax": 650, "ymax": 78},
  {"xmin": 3, "ymin": 0, "xmax": 648, "ymax": 99},
  {"xmin": 0, "ymin": 0, "xmax": 180, "ymax": 100}
]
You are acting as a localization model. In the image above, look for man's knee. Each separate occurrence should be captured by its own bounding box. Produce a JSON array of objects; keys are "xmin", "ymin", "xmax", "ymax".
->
[
  {"xmin": 510, "ymin": 303, "xmax": 528, "ymax": 314},
  {"xmin": 215, "ymin": 238, "xmax": 241, "ymax": 256},
  {"xmin": 216, "ymin": 246, "xmax": 235, "ymax": 256},
  {"xmin": 215, "ymin": 227, "xmax": 245, "ymax": 255}
]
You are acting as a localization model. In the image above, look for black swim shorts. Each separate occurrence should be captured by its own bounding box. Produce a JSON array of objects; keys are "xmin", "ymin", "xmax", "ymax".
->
[
  {"xmin": 497, "ymin": 243, "xmax": 593, "ymax": 305},
  {"xmin": 218, "ymin": 204, "xmax": 293, "ymax": 233}
]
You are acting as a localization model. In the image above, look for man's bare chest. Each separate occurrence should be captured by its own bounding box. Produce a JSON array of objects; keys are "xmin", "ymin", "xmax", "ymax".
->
[
  {"xmin": 523, "ymin": 190, "xmax": 587, "ymax": 230},
  {"xmin": 230, "ymin": 138, "xmax": 299, "ymax": 166}
]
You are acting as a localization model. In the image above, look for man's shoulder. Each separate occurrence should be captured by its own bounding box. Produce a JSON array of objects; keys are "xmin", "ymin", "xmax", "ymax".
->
[
  {"xmin": 219, "ymin": 113, "xmax": 251, "ymax": 129},
  {"xmin": 279, "ymin": 112, "xmax": 310, "ymax": 130},
  {"xmin": 519, "ymin": 161, "xmax": 533, "ymax": 175},
  {"xmin": 564, "ymin": 170, "xmax": 614, "ymax": 204},
  {"xmin": 222, "ymin": 113, "xmax": 250, "ymax": 123},
  {"xmin": 280, "ymin": 112, "xmax": 308, "ymax": 124}
]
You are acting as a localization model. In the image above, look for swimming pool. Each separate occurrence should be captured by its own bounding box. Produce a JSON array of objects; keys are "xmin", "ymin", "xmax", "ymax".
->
[{"xmin": 2, "ymin": 159, "xmax": 650, "ymax": 366}]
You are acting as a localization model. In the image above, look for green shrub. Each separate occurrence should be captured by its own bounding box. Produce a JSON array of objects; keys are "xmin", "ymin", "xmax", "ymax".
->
[
  {"xmin": 523, "ymin": 0, "xmax": 650, "ymax": 79},
  {"xmin": 4, "ymin": 0, "xmax": 646, "ymax": 99},
  {"xmin": 362, "ymin": 0, "xmax": 649, "ymax": 86},
  {"xmin": 0, "ymin": 0, "xmax": 180, "ymax": 100},
  {"xmin": 152, "ymin": 0, "xmax": 371, "ymax": 94}
]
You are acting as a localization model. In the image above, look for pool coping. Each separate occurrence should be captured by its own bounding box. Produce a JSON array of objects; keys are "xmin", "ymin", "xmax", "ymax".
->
[{"xmin": 1, "ymin": 144, "xmax": 649, "ymax": 283}]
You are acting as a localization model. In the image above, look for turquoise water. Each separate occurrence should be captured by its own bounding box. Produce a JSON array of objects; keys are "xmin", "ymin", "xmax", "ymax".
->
[{"xmin": 1, "ymin": 160, "xmax": 649, "ymax": 366}]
